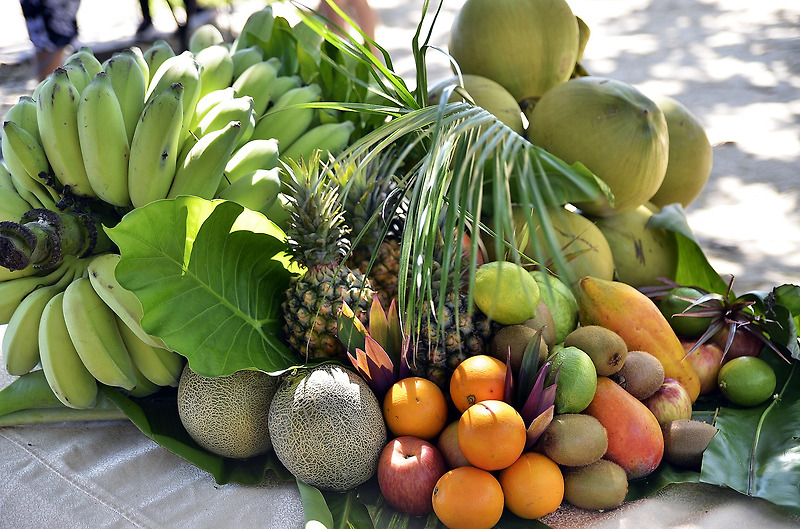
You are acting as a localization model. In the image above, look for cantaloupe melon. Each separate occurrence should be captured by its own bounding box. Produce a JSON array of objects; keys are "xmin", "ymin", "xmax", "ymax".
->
[
  {"xmin": 177, "ymin": 366, "xmax": 278, "ymax": 459},
  {"xmin": 268, "ymin": 363, "xmax": 387, "ymax": 491}
]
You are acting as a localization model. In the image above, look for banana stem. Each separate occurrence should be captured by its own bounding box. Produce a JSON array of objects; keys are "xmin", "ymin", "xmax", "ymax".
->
[{"xmin": 0, "ymin": 209, "xmax": 110, "ymax": 271}]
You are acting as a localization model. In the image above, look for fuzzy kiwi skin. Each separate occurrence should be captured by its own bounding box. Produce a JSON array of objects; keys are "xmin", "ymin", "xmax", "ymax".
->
[
  {"xmin": 611, "ymin": 350, "xmax": 665, "ymax": 400},
  {"xmin": 538, "ymin": 413, "xmax": 608, "ymax": 467},
  {"xmin": 564, "ymin": 325, "xmax": 628, "ymax": 375},
  {"xmin": 491, "ymin": 324, "xmax": 548, "ymax": 375},
  {"xmin": 662, "ymin": 419, "xmax": 718, "ymax": 469},
  {"xmin": 563, "ymin": 459, "xmax": 628, "ymax": 511}
]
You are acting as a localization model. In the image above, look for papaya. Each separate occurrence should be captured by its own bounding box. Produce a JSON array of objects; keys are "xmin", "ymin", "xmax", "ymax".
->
[
  {"xmin": 575, "ymin": 276, "xmax": 701, "ymax": 402},
  {"xmin": 583, "ymin": 376, "xmax": 664, "ymax": 480}
]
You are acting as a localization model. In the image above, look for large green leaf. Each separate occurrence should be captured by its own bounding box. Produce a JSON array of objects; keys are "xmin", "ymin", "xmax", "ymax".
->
[
  {"xmin": 700, "ymin": 355, "xmax": 800, "ymax": 515},
  {"xmin": 105, "ymin": 197, "xmax": 298, "ymax": 377}
]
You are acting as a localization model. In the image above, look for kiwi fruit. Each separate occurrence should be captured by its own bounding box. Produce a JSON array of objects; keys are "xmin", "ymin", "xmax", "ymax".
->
[
  {"xmin": 563, "ymin": 325, "xmax": 628, "ymax": 376},
  {"xmin": 491, "ymin": 324, "xmax": 548, "ymax": 375},
  {"xmin": 563, "ymin": 459, "xmax": 628, "ymax": 511},
  {"xmin": 538, "ymin": 413, "xmax": 608, "ymax": 467},
  {"xmin": 611, "ymin": 350, "xmax": 665, "ymax": 400},
  {"xmin": 523, "ymin": 301, "xmax": 558, "ymax": 349},
  {"xmin": 662, "ymin": 419, "xmax": 718, "ymax": 469}
]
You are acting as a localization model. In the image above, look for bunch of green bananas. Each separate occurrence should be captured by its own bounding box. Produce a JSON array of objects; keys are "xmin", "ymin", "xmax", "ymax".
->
[{"xmin": 0, "ymin": 6, "xmax": 361, "ymax": 408}]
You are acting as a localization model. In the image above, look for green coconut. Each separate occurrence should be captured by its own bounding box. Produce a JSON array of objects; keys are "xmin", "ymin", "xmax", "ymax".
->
[
  {"xmin": 592, "ymin": 204, "xmax": 678, "ymax": 287},
  {"xmin": 430, "ymin": 74, "xmax": 525, "ymax": 135},
  {"xmin": 499, "ymin": 206, "xmax": 615, "ymax": 285},
  {"xmin": 648, "ymin": 94, "xmax": 713, "ymax": 208},
  {"xmin": 527, "ymin": 77, "xmax": 670, "ymax": 216},
  {"xmin": 448, "ymin": 0, "xmax": 579, "ymax": 104}
]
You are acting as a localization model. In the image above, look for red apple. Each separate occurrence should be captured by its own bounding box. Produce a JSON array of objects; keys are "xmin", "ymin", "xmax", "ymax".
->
[
  {"xmin": 377, "ymin": 435, "xmax": 448, "ymax": 516},
  {"xmin": 642, "ymin": 378, "xmax": 693, "ymax": 426},
  {"xmin": 436, "ymin": 420, "xmax": 471, "ymax": 469},
  {"xmin": 682, "ymin": 340, "xmax": 724, "ymax": 395},
  {"xmin": 713, "ymin": 325, "xmax": 763, "ymax": 363}
]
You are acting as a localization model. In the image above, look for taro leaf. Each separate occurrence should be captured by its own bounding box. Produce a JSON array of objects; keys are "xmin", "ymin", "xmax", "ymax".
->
[
  {"xmin": 297, "ymin": 480, "xmax": 336, "ymax": 528},
  {"xmin": 626, "ymin": 464, "xmax": 701, "ymax": 501},
  {"xmin": 700, "ymin": 356, "xmax": 800, "ymax": 515},
  {"xmin": 323, "ymin": 489, "xmax": 375, "ymax": 528},
  {"xmin": 105, "ymin": 197, "xmax": 297, "ymax": 377},
  {"xmin": 739, "ymin": 288, "xmax": 800, "ymax": 361},
  {"xmin": 101, "ymin": 386, "xmax": 292, "ymax": 486},
  {"xmin": 649, "ymin": 203, "xmax": 729, "ymax": 295}
]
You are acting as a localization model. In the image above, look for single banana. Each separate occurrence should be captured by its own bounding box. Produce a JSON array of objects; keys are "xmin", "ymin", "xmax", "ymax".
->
[
  {"xmin": 86, "ymin": 253, "xmax": 167, "ymax": 349},
  {"xmin": 61, "ymin": 57, "xmax": 92, "ymax": 94},
  {"xmin": 217, "ymin": 168, "xmax": 282, "ymax": 213},
  {"xmin": 232, "ymin": 59, "xmax": 280, "ymax": 117},
  {"xmin": 230, "ymin": 45, "xmax": 264, "ymax": 80},
  {"xmin": 191, "ymin": 86, "xmax": 236, "ymax": 130},
  {"xmin": 142, "ymin": 39, "xmax": 175, "ymax": 83},
  {"xmin": 117, "ymin": 316, "xmax": 183, "ymax": 387},
  {"xmin": 77, "ymin": 71, "xmax": 131, "ymax": 207},
  {"xmin": 0, "ymin": 161, "xmax": 36, "ymax": 222},
  {"xmin": 280, "ymin": 120, "xmax": 356, "ymax": 164},
  {"xmin": 250, "ymin": 83, "xmax": 322, "ymax": 148},
  {"xmin": 103, "ymin": 51, "xmax": 147, "ymax": 144},
  {"xmin": 195, "ymin": 44, "xmax": 234, "ymax": 97},
  {"xmin": 230, "ymin": 6, "xmax": 274, "ymax": 54},
  {"xmin": 39, "ymin": 292, "xmax": 99, "ymax": 409},
  {"xmin": 188, "ymin": 23, "xmax": 225, "ymax": 54},
  {"xmin": 145, "ymin": 51, "xmax": 202, "ymax": 144},
  {"xmin": 1, "ymin": 120, "xmax": 52, "ymax": 187},
  {"xmin": 1, "ymin": 121, "xmax": 58, "ymax": 207},
  {"xmin": 62, "ymin": 276, "xmax": 138, "ymax": 390},
  {"xmin": 194, "ymin": 95, "xmax": 256, "ymax": 148},
  {"xmin": 2, "ymin": 257, "xmax": 84, "ymax": 376},
  {"xmin": 36, "ymin": 67, "xmax": 95, "ymax": 198},
  {"xmin": 269, "ymin": 75, "xmax": 302, "ymax": 102},
  {"xmin": 168, "ymin": 120, "xmax": 241, "ymax": 200},
  {"xmin": 65, "ymin": 46, "xmax": 103, "ymax": 78},
  {"xmin": 121, "ymin": 46, "xmax": 150, "ymax": 91},
  {"xmin": 124, "ymin": 359, "xmax": 162, "ymax": 398},
  {"xmin": 223, "ymin": 138, "xmax": 280, "ymax": 183},
  {"xmin": 127, "ymin": 82, "xmax": 184, "ymax": 208},
  {"xmin": 4, "ymin": 95, "xmax": 41, "ymax": 143},
  {"xmin": 0, "ymin": 259, "xmax": 73, "ymax": 324}
]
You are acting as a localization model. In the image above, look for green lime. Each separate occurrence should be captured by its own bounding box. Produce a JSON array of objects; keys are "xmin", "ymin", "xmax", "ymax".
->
[
  {"xmin": 717, "ymin": 356, "xmax": 776, "ymax": 407},
  {"xmin": 659, "ymin": 287, "xmax": 711, "ymax": 338},
  {"xmin": 531, "ymin": 270, "xmax": 578, "ymax": 343},
  {"xmin": 546, "ymin": 346, "xmax": 597, "ymax": 413},
  {"xmin": 473, "ymin": 261, "xmax": 540, "ymax": 325}
]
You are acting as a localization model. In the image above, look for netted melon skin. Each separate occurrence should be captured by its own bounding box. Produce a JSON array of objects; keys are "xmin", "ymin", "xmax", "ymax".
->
[
  {"xmin": 268, "ymin": 364, "xmax": 387, "ymax": 491},
  {"xmin": 177, "ymin": 367, "xmax": 279, "ymax": 460}
]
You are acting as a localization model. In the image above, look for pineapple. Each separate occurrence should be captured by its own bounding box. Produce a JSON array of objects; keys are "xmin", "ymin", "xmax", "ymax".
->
[
  {"xmin": 338, "ymin": 152, "xmax": 407, "ymax": 308},
  {"xmin": 409, "ymin": 243, "xmax": 495, "ymax": 388},
  {"xmin": 281, "ymin": 154, "xmax": 376, "ymax": 361}
]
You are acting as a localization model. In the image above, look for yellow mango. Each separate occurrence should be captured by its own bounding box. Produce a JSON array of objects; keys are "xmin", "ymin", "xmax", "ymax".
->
[{"xmin": 575, "ymin": 276, "xmax": 701, "ymax": 402}]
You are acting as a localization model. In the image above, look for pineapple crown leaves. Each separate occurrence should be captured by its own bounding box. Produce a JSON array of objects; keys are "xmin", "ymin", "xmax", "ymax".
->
[
  {"xmin": 339, "ymin": 296, "xmax": 410, "ymax": 397},
  {"xmin": 643, "ymin": 276, "xmax": 795, "ymax": 364},
  {"xmin": 282, "ymin": 153, "xmax": 351, "ymax": 268},
  {"xmin": 502, "ymin": 328, "xmax": 559, "ymax": 448}
]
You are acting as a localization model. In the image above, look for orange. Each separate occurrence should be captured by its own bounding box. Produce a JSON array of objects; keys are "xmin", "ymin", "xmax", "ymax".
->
[
  {"xmin": 458, "ymin": 399, "xmax": 526, "ymax": 471},
  {"xmin": 499, "ymin": 452, "xmax": 564, "ymax": 519},
  {"xmin": 383, "ymin": 376, "xmax": 448, "ymax": 439},
  {"xmin": 432, "ymin": 466, "xmax": 504, "ymax": 529},
  {"xmin": 449, "ymin": 354, "xmax": 507, "ymax": 413}
]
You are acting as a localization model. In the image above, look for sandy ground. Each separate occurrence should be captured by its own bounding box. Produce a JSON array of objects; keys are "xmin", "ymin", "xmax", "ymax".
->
[{"xmin": 1, "ymin": 0, "xmax": 799, "ymax": 293}]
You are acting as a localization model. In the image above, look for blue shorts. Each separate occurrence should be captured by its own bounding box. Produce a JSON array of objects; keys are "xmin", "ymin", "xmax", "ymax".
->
[{"xmin": 20, "ymin": 0, "xmax": 81, "ymax": 52}]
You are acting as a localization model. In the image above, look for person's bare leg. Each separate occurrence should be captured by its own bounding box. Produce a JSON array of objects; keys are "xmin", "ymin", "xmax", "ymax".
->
[{"xmin": 35, "ymin": 48, "xmax": 67, "ymax": 80}]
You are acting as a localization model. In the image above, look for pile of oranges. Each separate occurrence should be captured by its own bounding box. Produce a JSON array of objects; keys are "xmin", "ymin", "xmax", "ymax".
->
[{"xmin": 381, "ymin": 354, "xmax": 565, "ymax": 529}]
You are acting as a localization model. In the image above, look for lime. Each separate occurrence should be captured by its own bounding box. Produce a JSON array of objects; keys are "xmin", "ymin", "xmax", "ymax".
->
[
  {"xmin": 546, "ymin": 346, "xmax": 597, "ymax": 413},
  {"xmin": 717, "ymin": 356, "xmax": 776, "ymax": 407},
  {"xmin": 659, "ymin": 287, "xmax": 711, "ymax": 338},
  {"xmin": 531, "ymin": 270, "xmax": 578, "ymax": 343},
  {"xmin": 473, "ymin": 261, "xmax": 540, "ymax": 325}
]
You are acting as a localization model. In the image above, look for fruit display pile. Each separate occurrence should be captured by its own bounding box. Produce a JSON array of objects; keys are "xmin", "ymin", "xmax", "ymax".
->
[{"xmin": 1, "ymin": 1, "xmax": 799, "ymax": 528}]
